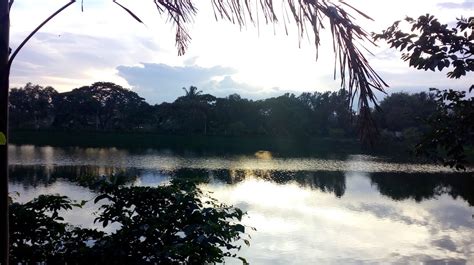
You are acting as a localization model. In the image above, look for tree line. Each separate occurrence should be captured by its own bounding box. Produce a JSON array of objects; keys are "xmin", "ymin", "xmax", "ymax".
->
[{"xmin": 9, "ymin": 81, "xmax": 439, "ymax": 139}]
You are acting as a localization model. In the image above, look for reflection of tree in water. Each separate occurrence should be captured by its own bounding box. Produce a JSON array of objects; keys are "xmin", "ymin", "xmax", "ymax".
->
[
  {"xmin": 11, "ymin": 165, "xmax": 348, "ymax": 197},
  {"xmin": 208, "ymin": 169, "xmax": 346, "ymax": 198},
  {"xmin": 370, "ymin": 172, "xmax": 474, "ymax": 206},
  {"xmin": 9, "ymin": 165, "xmax": 139, "ymax": 189},
  {"xmin": 167, "ymin": 168, "xmax": 211, "ymax": 182},
  {"xmin": 298, "ymin": 171, "xmax": 346, "ymax": 198},
  {"xmin": 13, "ymin": 166, "xmax": 472, "ymax": 205}
]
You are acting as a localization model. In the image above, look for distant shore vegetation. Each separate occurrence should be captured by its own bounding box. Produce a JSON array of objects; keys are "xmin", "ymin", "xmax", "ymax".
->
[{"xmin": 9, "ymin": 82, "xmax": 438, "ymax": 142}]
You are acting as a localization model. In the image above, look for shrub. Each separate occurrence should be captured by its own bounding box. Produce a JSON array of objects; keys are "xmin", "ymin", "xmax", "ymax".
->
[{"xmin": 10, "ymin": 180, "xmax": 250, "ymax": 264}]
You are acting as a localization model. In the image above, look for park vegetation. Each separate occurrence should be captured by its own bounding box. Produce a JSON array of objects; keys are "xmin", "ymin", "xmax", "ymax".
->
[
  {"xmin": 9, "ymin": 178, "xmax": 251, "ymax": 264},
  {"xmin": 9, "ymin": 82, "xmax": 439, "ymax": 142},
  {"xmin": 374, "ymin": 14, "xmax": 473, "ymax": 170}
]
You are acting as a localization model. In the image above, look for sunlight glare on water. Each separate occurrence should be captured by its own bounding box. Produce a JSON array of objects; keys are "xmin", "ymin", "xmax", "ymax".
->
[{"xmin": 9, "ymin": 145, "xmax": 471, "ymax": 173}]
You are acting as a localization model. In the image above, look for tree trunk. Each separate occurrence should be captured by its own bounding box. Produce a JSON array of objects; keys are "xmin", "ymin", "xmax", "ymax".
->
[
  {"xmin": 0, "ymin": 0, "xmax": 9, "ymax": 264},
  {"xmin": 203, "ymin": 114, "xmax": 207, "ymax": 135}
]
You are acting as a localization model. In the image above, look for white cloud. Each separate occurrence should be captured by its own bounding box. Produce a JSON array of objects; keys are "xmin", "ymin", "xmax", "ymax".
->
[
  {"xmin": 116, "ymin": 63, "xmax": 295, "ymax": 103},
  {"xmin": 9, "ymin": 32, "xmax": 155, "ymax": 90},
  {"xmin": 8, "ymin": 0, "xmax": 473, "ymax": 102},
  {"xmin": 117, "ymin": 63, "xmax": 237, "ymax": 103},
  {"xmin": 438, "ymin": 1, "xmax": 474, "ymax": 9}
]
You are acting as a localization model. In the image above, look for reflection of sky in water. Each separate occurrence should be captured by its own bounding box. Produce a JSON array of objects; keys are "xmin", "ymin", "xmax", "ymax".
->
[
  {"xmin": 206, "ymin": 177, "xmax": 474, "ymax": 264},
  {"xmin": 8, "ymin": 145, "xmax": 474, "ymax": 264}
]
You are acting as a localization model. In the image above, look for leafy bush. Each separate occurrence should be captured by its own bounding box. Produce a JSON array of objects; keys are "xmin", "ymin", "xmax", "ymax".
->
[
  {"xmin": 10, "ymin": 180, "xmax": 250, "ymax": 264},
  {"xmin": 415, "ymin": 88, "xmax": 474, "ymax": 170}
]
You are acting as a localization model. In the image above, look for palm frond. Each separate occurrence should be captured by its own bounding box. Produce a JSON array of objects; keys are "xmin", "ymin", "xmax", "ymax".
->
[
  {"xmin": 151, "ymin": 0, "xmax": 388, "ymax": 141},
  {"xmin": 114, "ymin": 1, "xmax": 144, "ymax": 24},
  {"xmin": 153, "ymin": 0, "xmax": 197, "ymax": 55}
]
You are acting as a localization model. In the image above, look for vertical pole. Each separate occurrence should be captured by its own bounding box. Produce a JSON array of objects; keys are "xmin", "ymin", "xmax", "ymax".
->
[{"xmin": 0, "ymin": 0, "xmax": 9, "ymax": 264}]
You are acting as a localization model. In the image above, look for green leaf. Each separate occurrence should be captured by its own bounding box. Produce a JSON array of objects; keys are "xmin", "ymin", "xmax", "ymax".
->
[
  {"xmin": 235, "ymin": 224, "xmax": 245, "ymax": 233},
  {"xmin": 238, "ymin": 256, "xmax": 249, "ymax": 265},
  {"xmin": 94, "ymin": 194, "xmax": 111, "ymax": 203},
  {"xmin": 0, "ymin": 132, "xmax": 5, "ymax": 145}
]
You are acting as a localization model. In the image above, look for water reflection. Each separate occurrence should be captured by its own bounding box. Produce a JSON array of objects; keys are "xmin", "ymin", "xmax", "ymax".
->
[
  {"xmin": 207, "ymin": 178, "xmax": 474, "ymax": 264},
  {"xmin": 10, "ymin": 145, "xmax": 470, "ymax": 173},
  {"xmin": 9, "ymin": 165, "xmax": 140, "ymax": 190},
  {"xmin": 8, "ymin": 145, "xmax": 474, "ymax": 264},
  {"xmin": 370, "ymin": 172, "xmax": 474, "ymax": 206},
  {"xmin": 9, "ymin": 165, "xmax": 474, "ymax": 207}
]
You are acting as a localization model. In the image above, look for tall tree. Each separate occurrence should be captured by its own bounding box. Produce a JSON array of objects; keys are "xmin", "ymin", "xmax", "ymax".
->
[
  {"xmin": 0, "ymin": 1, "xmax": 9, "ymax": 262},
  {"xmin": 375, "ymin": 92, "xmax": 437, "ymax": 133},
  {"xmin": 9, "ymin": 83, "xmax": 59, "ymax": 130},
  {"xmin": 172, "ymin": 86, "xmax": 216, "ymax": 134},
  {"xmin": 53, "ymin": 82, "xmax": 149, "ymax": 130},
  {"xmin": 1, "ymin": 1, "xmax": 388, "ymax": 263},
  {"xmin": 181, "ymin": 86, "xmax": 202, "ymax": 99}
]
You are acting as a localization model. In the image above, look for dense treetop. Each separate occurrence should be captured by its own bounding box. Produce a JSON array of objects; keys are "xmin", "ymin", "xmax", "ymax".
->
[{"xmin": 10, "ymin": 82, "xmax": 439, "ymax": 140}]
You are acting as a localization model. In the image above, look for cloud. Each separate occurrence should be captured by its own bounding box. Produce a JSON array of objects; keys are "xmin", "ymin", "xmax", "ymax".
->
[
  {"xmin": 373, "ymin": 68, "xmax": 473, "ymax": 96},
  {"xmin": 117, "ymin": 58, "xmax": 474, "ymax": 105},
  {"xmin": 207, "ymin": 76, "xmax": 288, "ymax": 99},
  {"xmin": 116, "ymin": 63, "xmax": 235, "ymax": 103},
  {"xmin": 438, "ymin": 1, "xmax": 474, "ymax": 9},
  {"xmin": 116, "ymin": 63, "xmax": 289, "ymax": 104},
  {"xmin": 431, "ymin": 236, "xmax": 458, "ymax": 252},
  {"xmin": 9, "ymin": 32, "xmax": 160, "ymax": 90}
]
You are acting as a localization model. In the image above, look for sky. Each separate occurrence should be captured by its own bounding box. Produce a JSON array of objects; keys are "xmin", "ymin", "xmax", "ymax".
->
[{"xmin": 8, "ymin": 0, "xmax": 474, "ymax": 104}]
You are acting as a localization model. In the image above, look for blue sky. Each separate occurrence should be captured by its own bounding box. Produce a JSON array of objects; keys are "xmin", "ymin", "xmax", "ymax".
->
[{"xmin": 8, "ymin": 0, "xmax": 474, "ymax": 103}]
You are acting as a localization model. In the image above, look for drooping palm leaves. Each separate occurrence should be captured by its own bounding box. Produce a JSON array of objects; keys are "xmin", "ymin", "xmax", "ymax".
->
[
  {"xmin": 8, "ymin": 0, "xmax": 388, "ymax": 140},
  {"xmin": 144, "ymin": 0, "xmax": 388, "ymax": 140}
]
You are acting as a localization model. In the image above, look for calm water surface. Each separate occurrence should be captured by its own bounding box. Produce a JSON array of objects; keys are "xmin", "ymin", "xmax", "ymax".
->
[{"xmin": 8, "ymin": 145, "xmax": 474, "ymax": 264}]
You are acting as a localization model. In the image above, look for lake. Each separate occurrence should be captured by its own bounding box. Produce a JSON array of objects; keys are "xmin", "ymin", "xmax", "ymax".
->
[{"xmin": 8, "ymin": 144, "xmax": 474, "ymax": 264}]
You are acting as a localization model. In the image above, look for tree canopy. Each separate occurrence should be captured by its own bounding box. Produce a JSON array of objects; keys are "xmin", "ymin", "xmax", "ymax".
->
[
  {"xmin": 10, "ymin": 82, "xmax": 443, "ymax": 142},
  {"xmin": 374, "ymin": 14, "xmax": 473, "ymax": 169},
  {"xmin": 9, "ymin": 82, "xmax": 359, "ymax": 137}
]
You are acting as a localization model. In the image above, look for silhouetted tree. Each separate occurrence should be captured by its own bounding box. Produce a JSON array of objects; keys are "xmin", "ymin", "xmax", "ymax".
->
[
  {"xmin": 9, "ymin": 83, "xmax": 59, "ymax": 129},
  {"xmin": 164, "ymin": 86, "xmax": 216, "ymax": 134},
  {"xmin": 375, "ymin": 92, "xmax": 437, "ymax": 132},
  {"xmin": 374, "ymin": 14, "xmax": 473, "ymax": 169},
  {"xmin": 53, "ymin": 82, "xmax": 149, "ymax": 130},
  {"xmin": 8, "ymin": 84, "xmax": 366, "ymax": 138},
  {"xmin": 213, "ymin": 94, "xmax": 264, "ymax": 135}
]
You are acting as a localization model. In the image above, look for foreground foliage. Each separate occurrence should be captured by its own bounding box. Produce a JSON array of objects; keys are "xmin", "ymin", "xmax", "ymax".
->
[
  {"xmin": 415, "ymin": 87, "xmax": 474, "ymax": 170},
  {"xmin": 374, "ymin": 14, "xmax": 473, "ymax": 169},
  {"xmin": 9, "ymin": 180, "xmax": 250, "ymax": 264}
]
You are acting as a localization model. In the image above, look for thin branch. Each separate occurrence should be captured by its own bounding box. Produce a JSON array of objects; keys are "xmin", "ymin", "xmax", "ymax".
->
[
  {"xmin": 113, "ymin": 0, "xmax": 145, "ymax": 24},
  {"xmin": 8, "ymin": 0, "xmax": 76, "ymax": 69}
]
